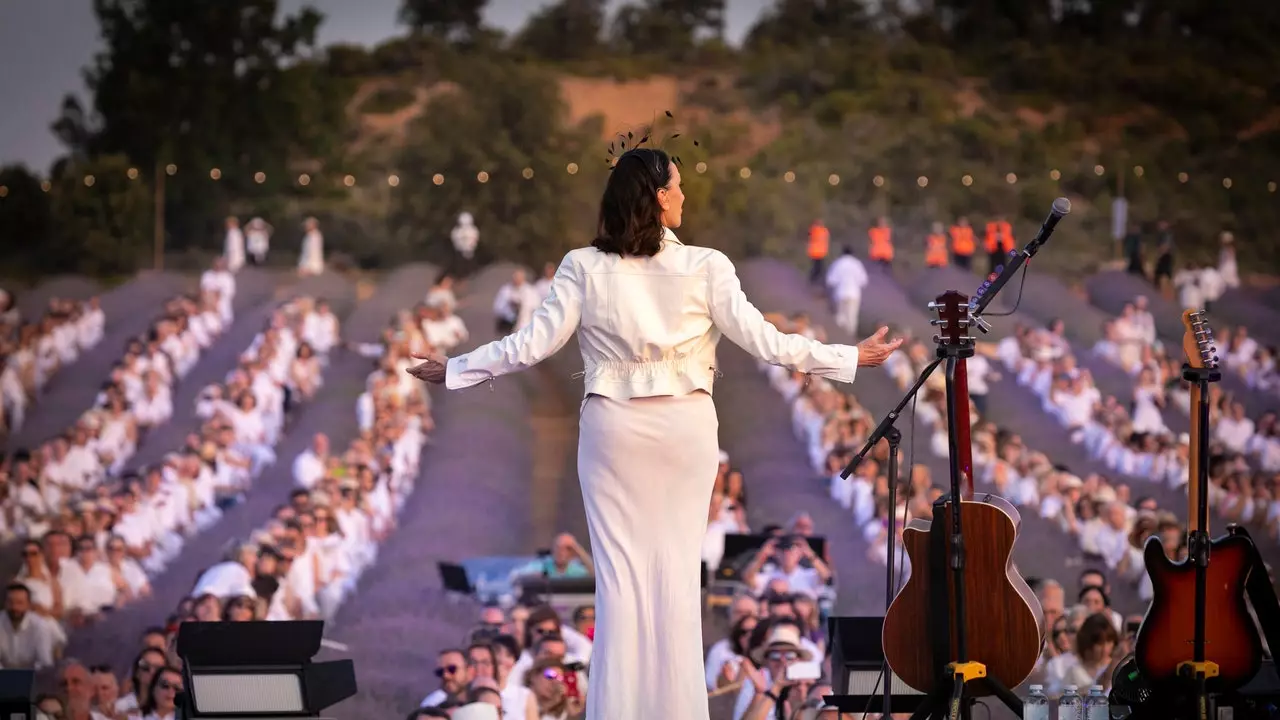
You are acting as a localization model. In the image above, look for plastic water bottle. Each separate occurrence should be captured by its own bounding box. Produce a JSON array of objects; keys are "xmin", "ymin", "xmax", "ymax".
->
[
  {"xmin": 1022, "ymin": 684, "xmax": 1049, "ymax": 720},
  {"xmin": 1084, "ymin": 684, "xmax": 1109, "ymax": 720},
  {"xmin": 1058, "ymin": 685, "xmax": 1084, "ymax": 720}
]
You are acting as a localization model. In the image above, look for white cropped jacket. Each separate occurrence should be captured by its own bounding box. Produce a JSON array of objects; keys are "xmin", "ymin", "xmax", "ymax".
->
[{"xmin": 445, "ymin": 228, "xmax": 861, "ymax": 398}]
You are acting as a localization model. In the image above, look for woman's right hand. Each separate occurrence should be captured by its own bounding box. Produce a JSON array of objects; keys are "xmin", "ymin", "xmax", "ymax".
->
[
  {"xmin": 406, "ymin": 353, "xmax": 448, "ymax": 384},
  {"xmin": 856, "ymin": 326, "xmax": 904, "ymax": 367}
]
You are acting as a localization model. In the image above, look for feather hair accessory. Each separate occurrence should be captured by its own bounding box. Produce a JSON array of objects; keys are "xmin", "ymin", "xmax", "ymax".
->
[{"xmin": 605, "ymin": 110, "xmax": 701, "ymax": 170}]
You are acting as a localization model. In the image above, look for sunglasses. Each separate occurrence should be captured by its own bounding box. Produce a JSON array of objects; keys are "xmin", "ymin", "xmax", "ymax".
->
[
  {"xmin": 434, "ymin": 665, "xmax": 460, "ymax": 678},
  {"xmin": 157, "ymin": 680, "xmax": 182, "ymax": 692},
  {"xmin": 533, "ymin": 624, "xmax": 557, "ymax": 636},
  {"xmin": 766, "ymin": 650, "xmax": 800, "ymax": 662},
  {"xmin": 541, "ymin": 668, "xmax": 563, "ymax": 681}
]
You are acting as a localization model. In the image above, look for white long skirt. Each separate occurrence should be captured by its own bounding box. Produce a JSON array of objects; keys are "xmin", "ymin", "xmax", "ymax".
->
[{"xmin": 579, "ymin": 392, "xmax": 717, "ymax": 720}]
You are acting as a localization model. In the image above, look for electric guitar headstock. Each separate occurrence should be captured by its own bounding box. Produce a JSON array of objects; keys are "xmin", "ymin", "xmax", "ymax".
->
[
  {"xmin": 928, "ymin": 290, "xmax": 975, "ymax": 499},
  {"xmin": 1180, "ymin": 309, "xmax": 1219, "ymax": 371},
  {"xmin": 929, "ymin": 291, "xmax": 976, "ymax": 350}
]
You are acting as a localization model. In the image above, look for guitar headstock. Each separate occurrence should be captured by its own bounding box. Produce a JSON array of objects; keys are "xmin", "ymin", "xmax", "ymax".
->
[
  {"xmin": 1181, "ymin": 309, "xmax": 1219, "ymax": 369},
  {"xmin": 929, "ymin": 291, "xmax": 975, "ymax": 349}
]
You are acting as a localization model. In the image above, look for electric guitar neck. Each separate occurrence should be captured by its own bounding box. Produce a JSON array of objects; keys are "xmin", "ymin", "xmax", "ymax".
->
[{"xmin": 1181, "ymin": 309, "xmax": 1219, "ymax": 536}]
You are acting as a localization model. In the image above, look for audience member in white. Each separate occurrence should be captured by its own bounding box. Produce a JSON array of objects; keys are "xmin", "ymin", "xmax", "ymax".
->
[
  {"xmin": 298, "ymin": 217, "xmax": 326, "ymax": 276},
  {"xmin": 301, "ymin": 299, "xmax": 341, "ymax": 355},
  {"xmin": 1042, "ymin": 612, "xmax": 1121, "ymax": 696},
  {"xmin": 741, "ymin": 536, "xmax": 830, "ymax": 600},
  {"xmin": 246, "ymin": 216, "xmax": 273, "ymax": 265},
  {"xmin": 292, "ymin": 433, "xmax": 329, "ymax": 489},
  {"xmin": 733, "ymin": 620, "xmax": 815, "ymax": 720},
  {"xmin": 223, "ymin": 216, "xmax": 246, "ymax": 272},
  {"xmin": 61, "ymin": 536, "xmax": 119, "ymax": 624},
  {"xmin": 515, "ymin": 533, "xmax": 594, "ymax": 579},
  {"xmin": 132, "ymin": 373, "xmax": 173, "ymax": 430},
  {"xmin": 90, "ymin": 665, "xmax": 122, "ymax": 718},
  {"xmin": 191, "ymin": 544, "xmax": 259, "ymax": 599},
  {"xmin": 452, "ymin": 211, "xmax": 480, "ymax": 260},
  {"xmin": 15, "ymin": 540, "xmax": 62, "ymax": 616},
  {"xmin": 137, "ymin": 664, "xmax": 184, "ymax": 720},
  {"xmin": 105, "ymin": 535, "xmax": 151, "ymax": 600},
  {"xmin": 199, "ymin": 257, "xmax": 237, "ymax": 325},
  {"xmin": 419, "ymin": 302, "xmax": 469, "ymax": 353},
  {"xmin": 824, "ymin": 246, "xmax": 869, "ymax": 336},
  {"xmin": 490, "ymin": 269, "xmax": 540, "ymax": 334},
  {"xmin": 534, "ymin": 261, "xmax": 556, "ymax": 302},
  {"xmin": 704, "ymin": 596, "xmax": 758, "ymax": 690},
  {"xmin": 56, "ymin": 659, "xmax": 115, "ymax": 720},
  {"xmin": 1218, "ymin": 230, "xmax": 1240, "ymax": 289},
  {"xmin": 0, "ymin": 583, "xmax": 64, "ymax": 669},
  {"xmin": 427, "ymin": 274, "xmax": 458, "ymax": 311},
  {"xmin": 420, "ymin": 648, "xmax": 472, "ymax": 707}
]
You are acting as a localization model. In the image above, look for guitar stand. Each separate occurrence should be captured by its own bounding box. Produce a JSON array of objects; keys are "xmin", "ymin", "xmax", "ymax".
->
[
  {"xmin": 1175, "ymin": 363, "xmax": 1222, "ymax": 720},
  {"xmin": 908, "ymin": 342, "xmax": 1024, "ymax": 720}
]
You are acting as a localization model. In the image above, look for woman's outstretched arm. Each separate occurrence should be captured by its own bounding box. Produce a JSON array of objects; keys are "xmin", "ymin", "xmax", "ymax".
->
[{"xmin": 445, "ymin": 253, "xmax": 584, "ymax": 389}]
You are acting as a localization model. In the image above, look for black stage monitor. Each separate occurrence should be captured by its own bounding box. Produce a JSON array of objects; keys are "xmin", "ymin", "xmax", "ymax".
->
[
  {"xmin": 177, "ymin": 621, "xmax": 356, "ymax": 718},
  {"xmin": 825, "ymin": 616, "xmax": 925, "ymax": 714},
  {"xmin": 0, "ymin": 669, "xmax": 34, "ymax": 720},
  {"xmin": 718, "ymin": 534, "xmax": 827, "ymax": 580},
  {"xmin": 438, "ymin": 562, "xmax": 473, "ymax": 595}
]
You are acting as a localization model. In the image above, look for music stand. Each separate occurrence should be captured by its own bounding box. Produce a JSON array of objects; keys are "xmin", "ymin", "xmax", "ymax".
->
[
  {"xmin": 826, "ymin": 616, "xmax": 926, "ymax": 714},
  {"xmin": 438, "ymin": 562, "xmax": 473, "ymax": 596}
]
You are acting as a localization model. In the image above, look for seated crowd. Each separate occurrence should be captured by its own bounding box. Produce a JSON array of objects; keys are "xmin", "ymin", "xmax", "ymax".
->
[{"xmin": 0, "ymin": 292, "xmax": 106, "ymax": 441}]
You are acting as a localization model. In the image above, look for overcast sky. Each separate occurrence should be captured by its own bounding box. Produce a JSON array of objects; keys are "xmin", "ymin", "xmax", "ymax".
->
[{"xmin": 0, "ymin": 0, "xmax": 771, "ymax": 172}]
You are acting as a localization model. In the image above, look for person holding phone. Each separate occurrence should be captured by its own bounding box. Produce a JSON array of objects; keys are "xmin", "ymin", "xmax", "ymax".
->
[
  {"xmin": 408, "ymin": 147, "xmax": 901, "ymax": 720},
  {"xmin": 735, "ymin": 621, "xmax": 818, "ymax": 720}
]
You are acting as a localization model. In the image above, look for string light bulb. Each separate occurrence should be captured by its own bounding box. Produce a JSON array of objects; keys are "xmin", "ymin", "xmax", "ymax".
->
[
  {"xmin": 477, "ymin": 171, "xmax": 490, "ymax": 183},
  {"xmin": 566, "ymin": 163, "xmax": 578, "ymax": 175},
  {"xmin": 1094, "ymin": 165, "xmax": 1105, "ymax": 176},
  {"xmin": 827, "ymin": 174, "xmax": 840, "ymax": 186},
  {"xmin": 872, "ymin": 175, "xmax": 885, "ymax": 187},
  {"xmin": 298, "ymin": 174, "xmax": 310, "ymax": 186},
  {"xmin": 343, "ymin": 175, "xmax": 355, "ymax": 187},
  {"xmin": 783, "ymin": 171, "xmax": 795, "ymax": 183},
  {"xmin": 1222, "ymin": 177, "xmax": 1232, "ymax": 189},
  {"xmin": 84, "ymin": 175, "xmax": 96, "ymax": 187},
  {"xmin": 522, "ymin": 167, "xmax": 534, "ymax": 179},
  {"xmin": 695, "ymin": 162, "xmax": 707, "ymax": 174},
  {"xmin": 210, "ymin": 168, "xmax": 222, "ymax": 180},
  {"xmin": 739, "ymin": 167, "xmax": 751, "ymax": 179},
  {"xmin": 254, "ymin": 172, "xmax": 266, "ymax": 184},
  {"xmin": 917, "ymin": 176, "xmax": 928, "ymax": 187},
  {"xmin": 1049, "ymin": 169, "xmax": 1061, "ymax": 181},
  {"xmin": 1133, "ymin": 165, "xmax": 1144, "ymax": 177},
  {"xmin": 432, "ymin": 173, "xmax": 444, "ymax": 185},
  {"xmin": 1268, "ymin": 181, "xmax": 1276, "ymax": 193},
  {"xmin": 127, "ymin": 167, "xmax": 139, "ymax": 180},
  {"xmin": 41, "ymin": 180, "xmax": 51, "ymax": 192},
  {"xmin": 165, "ymin": 164, "xmax": 177, "ymax": 176},
  {"xmin": 387, "ymin": 174, "xmax": 400, "ymax": 187},
  {"xmin": 962, "ymin": 174, "xmax": 973, "ymax": 186},
  {"xmin": 0, "ymin": 186, "xmax": 8, "ymax": 198},
  {"xmin": 1178, "ymin": 172, "xmax": 1189, "ymax": 183}
]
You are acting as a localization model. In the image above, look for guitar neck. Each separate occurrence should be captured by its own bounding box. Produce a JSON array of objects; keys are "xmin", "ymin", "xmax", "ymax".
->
[
  {"xmin": 1187, "ymin": 382, "xmax": 1207, "ymax": 535},
  {"xmin": 952, "ymin": 357, "xmax": 975, "ymax": 500}
]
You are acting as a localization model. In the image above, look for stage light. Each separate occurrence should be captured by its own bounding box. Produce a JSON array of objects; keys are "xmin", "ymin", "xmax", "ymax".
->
[
  {"xmin": 387, "ymin": 174, "xmax": 400, "ymax": 187},
  {"xmin": 872, "ymin": 175, "xmax": 884, "ymax": 187},
  {"xmin": 210, "ymin": 168, "xmax": 222, "ymax": 180},
  {"xmin": 1049, "ymin": 169, "xmax": 1060, "ymax": 180},
  {"xmin": 298, "ymin": 174, "xmax": 310, "ymax": 186},
  {"xmin": 828, "ymin": 174, "xmax": 840, "ymax": 186},
  {"xmin": 127, "ymin": 167, "xmax": 139, "ymax": 180},
  {"xmin": 432, "ymin": 173, "xmax": 444, "ymax": 185},
  {"xmin": 961, "ymin": 174, "xmax": 973, "ymax": 186},
  {"xmin": 783, "ymin": 171, "xmax": 795, "ymax": 183},
  {"xmin": 84, "ymin": 175, "xmax": 96, "ymax": 187},
  {"xmin": 343, "ymin": 175, "xmax": 355, "ymax": 187},
  {"xmin": 738, "ymin": 167, "xmax": 751, "ymax": 179},
  {"xmin": 1094, "ymin": 165, "xmax": 1105, "ymax": 176},
  {"xmin": 477, "ymin": 171, "xmax": 490, "ymax": 183},
  {"xmin": 177, "ymin": 621, "xmax": 355, "ymax": 719},
  {"xmin": 1178, "ymin": 172, "xmax": 1189, "ymax": 183},
  {"xmin": 1222, "ymin": 177, "xmax": 1232, "ymax": 189},
  {"xmin": 1005, "ymin": 173, "xmax": 1017, "ymax": 184},
  {"xmin": 566, "ymin": 163, "xmax": 578, "ymax": 175},
  {"xmin": 917, "ymin": 176, "xmax": 928, "ymax": 187},
  {"xmin": 165, "ymin": 164, "xmax": 177, "ymax": 175},
  {"xmin": 1133, "ymin": 165, "xmax": 1144, "ymax": 177},
  {"xmin": 695, "ymin": 162, "xmax": 707, "ymax": 174},
  {"xmin": 522, "ymin": 167, "xmax": 534, "ymax": 179}
]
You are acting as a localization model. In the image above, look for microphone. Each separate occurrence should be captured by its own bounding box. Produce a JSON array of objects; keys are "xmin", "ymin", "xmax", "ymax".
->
[{"xmin": 969, "ymin": 197, "xmax": 1071, "ymax": 323}]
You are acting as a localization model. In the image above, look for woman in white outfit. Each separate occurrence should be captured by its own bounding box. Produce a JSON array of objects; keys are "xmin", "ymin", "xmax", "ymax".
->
[
  {"xmin": 298, "ymin": 217, "xmax": 325, "ymax": 276},
  {"xmin": 224, "ymin": 216, "xmax": 246, "ymax": 272},
  {"xmin": 408, "ymin": 147, "xmax": 901, "ymax": 719}
]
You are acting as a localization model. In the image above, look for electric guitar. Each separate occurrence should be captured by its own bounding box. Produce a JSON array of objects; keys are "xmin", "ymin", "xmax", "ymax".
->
[
  {"xmin": 881, "ymin": 290, "xmax": 1045, "ymax": 695},
  {"xmin": 1133, "ymin": 309, "xmax": 1263, "ymax": 694}
]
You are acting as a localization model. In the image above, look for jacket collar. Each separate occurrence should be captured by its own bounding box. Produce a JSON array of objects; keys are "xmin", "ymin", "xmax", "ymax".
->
[{"xmin": 662, "ymin": 226, "xmax": 683, "ymax": 246}]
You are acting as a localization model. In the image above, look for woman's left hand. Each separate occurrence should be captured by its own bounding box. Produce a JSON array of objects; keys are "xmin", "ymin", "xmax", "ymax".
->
[{"xmin": 406, "ymin": 353, "xmax": 449, "ymax": 384}]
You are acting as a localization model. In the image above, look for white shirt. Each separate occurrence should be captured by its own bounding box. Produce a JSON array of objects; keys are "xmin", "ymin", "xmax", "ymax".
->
[
  {"xmin": 967, "ymin": 354, "xmax": 994, "ymax": 395},
  {"xmin": 448, "ymin": 229, "xmax": 860, "ymax": 398},
  {"xmin": 191, "ymin": 561, "xmax": 256, "ymax": 599},
  {"xmin": 292, "ymin": 450, "xmax": 326, "ymax": 489},
  {"xmin": 0, "ymin": 612, "xmax": 63, "ymax": 669},
  {"xmin": 492, "ymin": 282, "xmax": 542, "ymax": 328},
  {"xmin": 825, "ymin": 254, "xmax": 868, "ymax": 300}
]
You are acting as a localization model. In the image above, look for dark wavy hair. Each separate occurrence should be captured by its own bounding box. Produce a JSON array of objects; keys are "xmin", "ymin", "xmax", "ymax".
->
[{"xmin": 592, "ymin": 147, "xmax": 672, "ymax": 257}]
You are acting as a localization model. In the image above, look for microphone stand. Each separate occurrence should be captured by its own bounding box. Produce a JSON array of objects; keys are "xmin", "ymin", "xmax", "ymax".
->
[{"xmin": 840, "ymin": 198, "xmax": 1070, "ymax": 719}]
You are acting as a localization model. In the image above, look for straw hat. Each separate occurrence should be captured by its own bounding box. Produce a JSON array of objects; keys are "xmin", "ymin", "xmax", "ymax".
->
[{"xmin": 750, "ymin": 623, "xmax": 814, "ymax": 664}]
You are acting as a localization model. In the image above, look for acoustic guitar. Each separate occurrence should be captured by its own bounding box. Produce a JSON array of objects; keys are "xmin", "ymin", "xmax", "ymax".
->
[
  {"xmin": 1133, "ymin": 309, "xmax": 1262, "ymax": 693},
  {"xmin": 881, "ymin": 290, "xmax": 1046, "ymax": 695}
]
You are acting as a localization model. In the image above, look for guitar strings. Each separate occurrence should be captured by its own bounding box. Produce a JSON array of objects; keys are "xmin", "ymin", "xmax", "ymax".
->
[{"xmin": 859, "ymin": 387, "xmax": 919, "ymax": 718}]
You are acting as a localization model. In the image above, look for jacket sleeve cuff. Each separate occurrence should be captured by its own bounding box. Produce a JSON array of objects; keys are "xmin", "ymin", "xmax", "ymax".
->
[
  {"xmin": 827, "ymin": 344, "xmax": 859, "ymax": 384},
  {"xmin": 445, "ymin": 356, "xmax": 488, "ymax": 390}
]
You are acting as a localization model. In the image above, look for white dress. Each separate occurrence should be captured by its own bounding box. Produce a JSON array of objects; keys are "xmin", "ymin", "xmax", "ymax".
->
[
  {"xmin": 298, "ymin": 230, "xmax": 325, "ymax": 275},
  {"xmin": 444, "ymin": 229, "xmax": 861, "ymax": 720},
  {"xmin": 224, "ymin": 228, "xmax": 246, "ymax": 272}
]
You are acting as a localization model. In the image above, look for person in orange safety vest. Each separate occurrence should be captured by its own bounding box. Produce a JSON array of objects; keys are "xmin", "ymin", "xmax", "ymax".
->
[
  {"xmin": 808, "ymin": 220, "xmax": 830, "ymax": 286},
  {"xmin": 984, "ymin": 216, "xmax": 1015, "ymax": 275},
  {"xmin": 925, "ymin": 222, "xmax": 949, "ymax": 268},
  {"xmin": 868, "ymin": 217, "xmax": 893, "ymax": 268},
  {"xmin": 949, "ymin": 216, "xmax": 976, "ymax": 270}
]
